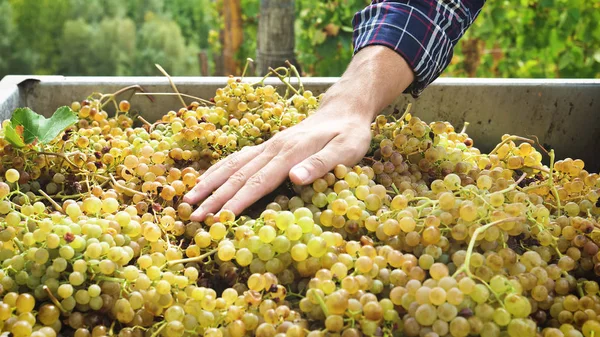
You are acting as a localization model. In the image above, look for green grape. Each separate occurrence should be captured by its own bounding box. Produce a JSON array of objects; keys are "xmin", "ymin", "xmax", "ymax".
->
[
  {"xmin": 507, "ymin": 318, "xmax": 536, "ymax": 337},
  {"xmin": 11, "ymin": 320, "xmax": 33, "ymax": 337},
  {"xmin": 271, "ymin": 235, "xmax": 291, "ymax": 253},
  {"xmin": 143, "ymin": 223, "xmax": 162, "ymax": 242},
  {"xmin": 209, "ymin": 222, "xmax": 227, "ymax": 240},
  {"xmin": 258, "ymin": 225, "xmax": 276, "ymax": 243},
  {"xmin": 5, "ymin": 169, "xmax": 20, "ymax": 183},
  {"xmin": 429, "ymin": 287, "xmax": 447, "ymax": 305},
  {"xmin": 416, "ymin": 303, "xmax": 438, "ymax": 326},
  {"xmin": 165, "ymin": 305, "xmax": 185, "ymax": 322},
  {"xmin": 291, "ymin": 244, "xmax": 309, "ymax": 261},
  {"xmin": 324, "ymin": 291, "xmax": 348, "ymax": 315},
  {"xmin": 437, "ymin": 302, "xmax": 458, "ymax": 322},
  {"xmin": 235, "ymin": 248, "xmax": 253, "ymax": 266},
  {"xmin": 57, "ymin": 284, "xmax": 73, "ymax": 299},
  {"xmin": 307, "ymin": 237, "xmax": 327, "ymax": 257},
  {"xmin": 504, "ymin": 293, "xmax": 532, "ymax": 318},
  {"xmin": 74, "ymin": 289, "xmax": 91, "ymax": 305},
  {"xmin": 492, "ymin": 307, "xmax": 511, "ymax": 326},
  {"xmin": 88, "ymin": 284, "xmax": 101, "ymax": 297},
  {"xmin": 0, "ymin": 181, "xmax": 10, "ymax": 199},
  {"xmin": 59, "ymin": 245, "xmax": 75, "ymax": 259},
  {"xmin": 298, "ymin": 216, "xmax": 314, "ymax": 233},
  {"xmin": 218, "ymin": 244, "xmax": 236, "ymax": 261},
  {"xmin": 325, "ymin": 315, "xmax": 344, "ymax": 332},
  {"xmin": 82, "ymin": 196, "xmax": 102, "ymax": 214},
  {"xmin": 449, "ymin": 317, "xmax": 470, "ymax": 337},
  {"xmin": 285, "ymin": 224, "xmax": 303, "ymax": 240},
  {"xmin": 15, "ymin": 293, "xmax": 35, "ymax": 313},
  {"xmin": 582, "ymin": 320, "xmax": 600, "ymax": 337},
  {"xmin": 69, "ymin": 272, "xmax": 85, "ymax": 286},
  {"xmin": 275, "ymin": 211, "xmax": 295, "ymax": 230},
  {"xmin": 458, "ymin": 277, "xmax": 476, "ymax": 295}
]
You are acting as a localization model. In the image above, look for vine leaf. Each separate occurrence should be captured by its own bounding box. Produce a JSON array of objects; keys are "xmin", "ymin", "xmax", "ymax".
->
[
  {"xmin": 4, "ymin": 107, "xmax": 77, "ymax": 148},
  {"xmin": 4, "ymin": 123, "xmax": 25, "ymax": 148}
]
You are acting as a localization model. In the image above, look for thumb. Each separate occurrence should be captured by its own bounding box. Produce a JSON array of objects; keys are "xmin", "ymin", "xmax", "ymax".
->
[{"xmin": 289, "ymin": 144, "xmax": 342, "ymax": 185}]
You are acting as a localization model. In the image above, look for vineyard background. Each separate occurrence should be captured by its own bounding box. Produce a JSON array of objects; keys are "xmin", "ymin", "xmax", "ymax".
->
[{"xmin": 0, "ymin": 0, "xmax": 599, "ymax": 79}]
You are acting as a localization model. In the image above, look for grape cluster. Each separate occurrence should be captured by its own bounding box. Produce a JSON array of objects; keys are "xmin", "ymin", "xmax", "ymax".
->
[{"xmin": 0, "ymin": 67, "xmax": 598, "ymax": 337}]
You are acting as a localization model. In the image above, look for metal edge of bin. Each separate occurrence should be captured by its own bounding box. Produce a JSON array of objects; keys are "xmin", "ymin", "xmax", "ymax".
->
[
  {"xmin": 1, "ymin": 75, "xmax": 599, "ymax": 170},
  {"xmin": 0, "ymin": 76, "xmax": 23, "ymax": 120}
]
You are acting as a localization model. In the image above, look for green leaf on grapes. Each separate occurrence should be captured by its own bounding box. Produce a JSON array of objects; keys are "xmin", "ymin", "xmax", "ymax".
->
[
  {"xmin": 3, "ymin": 123, "xmax": 26, "ymax": 148},
  {"xmin": 4, "ymin": 106, "xmax": 77, "ymax": 148}
]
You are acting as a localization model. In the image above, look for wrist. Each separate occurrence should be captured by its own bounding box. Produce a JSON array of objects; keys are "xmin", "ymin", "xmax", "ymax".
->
[
  {"xmin": 317, "ymin": 46, "xmax": 415, "ymax": 123},
  {"xmin": 317, "ymin": 85, "xmax": 379, "ymax": 124}
]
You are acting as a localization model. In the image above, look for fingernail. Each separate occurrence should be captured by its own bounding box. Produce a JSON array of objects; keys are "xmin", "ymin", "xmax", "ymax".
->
[
  {"xmin": 291, "ymin": 167, "xmax": 310, "ymax": 183},
  {"xmin": 190, "ymin": 207, "xmax": 204, "ymax": 221}
]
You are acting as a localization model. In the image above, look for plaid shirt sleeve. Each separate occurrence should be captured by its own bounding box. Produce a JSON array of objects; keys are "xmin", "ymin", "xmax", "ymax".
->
[{"xmin": 352, "ymin": 0, "xmax": 486, "ymax": 96}]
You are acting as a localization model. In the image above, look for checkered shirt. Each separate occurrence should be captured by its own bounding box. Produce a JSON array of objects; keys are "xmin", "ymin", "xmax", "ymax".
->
[{"xmin": 353, "ymin": 0, "xmax": 486, "ymax": 96}]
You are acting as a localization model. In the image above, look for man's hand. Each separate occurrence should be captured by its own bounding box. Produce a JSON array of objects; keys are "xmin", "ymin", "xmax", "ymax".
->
[
  {"xmin": 183, "ymin": 105, "xmax": 372, "ymax": 221},
  {"xmin": 184, "ymin": 46, "xmax": 415, "ymax": 221}
]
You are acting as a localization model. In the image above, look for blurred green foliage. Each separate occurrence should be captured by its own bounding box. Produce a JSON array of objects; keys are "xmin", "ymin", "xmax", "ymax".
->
[
  {"xmin": 0, "ymin": 0, "xmax": 204, "ymax": 77},
  {"xmin": 447, "ymin": 0, "xmax": 600, "ymax": 78},
  {"xmin": 294, "ymin": 0, "xmax": 370, "ymax": 76},
  {"xmin": 0, "ymin": 0, "xmax": 598, "ymax": 79}
]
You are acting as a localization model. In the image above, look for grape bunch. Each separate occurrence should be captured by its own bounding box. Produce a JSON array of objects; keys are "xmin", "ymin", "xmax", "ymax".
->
[{"xmin": 0, "ymin": 65, "xmax": 598, "ymax": 337}]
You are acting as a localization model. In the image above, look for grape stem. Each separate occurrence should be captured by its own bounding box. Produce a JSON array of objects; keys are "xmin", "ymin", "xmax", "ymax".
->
[
  {"xmin": 37, "ymin": 151, "xmax": 79, "ymax": 171},
  {"xmin": 137, "ymin": 116, "xmax": 152, "ymax": 127},
  {"xmin": 577, "ymin": 282, "xmax": 585, "ymax": 298},
  {"xmin": 527, "ymin": 134, "xmax": 550, "ymax": 155},
  {"xmin": 38, "ymin": 189, "xmax": 63, "ymax": 212},
  {"xmin": 150, "ymin": 321, "xmax": 167, "ymax": 337},
  {"xmin": 13, "ymin": 238, "xmax": 25, "ymax": 253},
  {"xmin": 95, "ymin": 276, "xmax": 127, "ymax": 283},
  {"xmin": 397, "ymin": 102, "xmax": 413, "ymax": 122},
  {"xmin": 524, "ymin": 165, "xmax": 550, "ymax": 173},
  {"xmin": 285, "ymin": 291, "xmax": 304, "ymax": 299},
  {"xmin": 548, "ymin": 149, "xmax": 561, "ymax": 216},
  {"xmin": 453, "ymin": 216, "xmax": 525, "ymax": 279},
  {"xmin": 109, "ymin": 173, "xmax": 148, "ymax": 197},
  {"xmin": 314, "ymin": 291, "xmax": 329, "ymax": 317},
  {"xmin": 241, "ymin": 58, "xmax": 254, "ymax": 79},
  {"xmin": 43, "ymin": 285, "xmax": 68, "ymax": 313},
  {"xmin": 268, "ymin": 67, "xmax": 300, "ymax": 95},
  {"xmin": 495, "ymin": 172, "xmax": 527, "ymax": 194},
  {"xmin": 488, "ymin": 135, "xmax": 534, "ymax": 155},
  {"xmin": 155, "ymin": 64, "xmax": 187, "ymax": 108},
  {"xmin": 285, "ymin": 60, "xmax": 304, "ymax": 93},
  {"xmin": 166, "ymin": 248, "xmax": 218, "ymax": 266},
  {"xmin": 100, "ymin": 84, "xmax": 154, "ymax": 110},
  {"xmin": 391, "ymin": 183, "xmax": 400, "ymax": 195},
  {"xmin": 135, "ymin": 92, "xmax": 213, "ymax": 106},
  {"xmin": 460, "ymin": 122, "xmax": 470, "ymax": 134}
]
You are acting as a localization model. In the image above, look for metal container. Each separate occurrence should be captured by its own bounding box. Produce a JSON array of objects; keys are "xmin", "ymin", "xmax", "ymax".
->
[{"xmin": 1, "ymin": 75, "xmax": 599, "ymax": 170}]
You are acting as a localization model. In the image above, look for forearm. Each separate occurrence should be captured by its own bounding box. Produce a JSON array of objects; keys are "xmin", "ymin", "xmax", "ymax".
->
[{"xmin": 319, "ymin": 46, "xmax": 414, "ymax": 123}]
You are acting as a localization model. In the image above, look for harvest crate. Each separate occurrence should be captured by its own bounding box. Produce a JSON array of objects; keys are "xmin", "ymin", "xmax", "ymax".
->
[{"xmin": 1, "ymin": 76, "xmax": 599, "ymax": 170}]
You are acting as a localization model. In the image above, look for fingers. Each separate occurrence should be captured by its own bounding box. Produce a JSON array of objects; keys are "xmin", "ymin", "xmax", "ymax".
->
[
  {"xmin": 183, "ymin": 145, "xmax": 262, "ymax": 205},
  {"xmin": 199, "ymin": 145, "xmax": 257, "ymax": 180},
  {"xmin": 221, "ymin": 156, "xmax": 291, "ymax": 215},
  {"xmin": 289, "ymin": 136, "xmax": 346, "ymax": 185},
  {"xmin": 189, "ymin": 151, "xmax": 274, "ymax": 221}
]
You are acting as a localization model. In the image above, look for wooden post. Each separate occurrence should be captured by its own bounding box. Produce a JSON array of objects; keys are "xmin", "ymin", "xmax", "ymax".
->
[
  {"xmin": 199, "ymin": 51, "xmax": 209, "ymax": 76},
  {"xmin": 222, "ymin": 0, "xmax": 243, "ymax": 75},
  {"xmin": 257, "ymin": 0, "xmax": 299, "ymax": 76}
]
